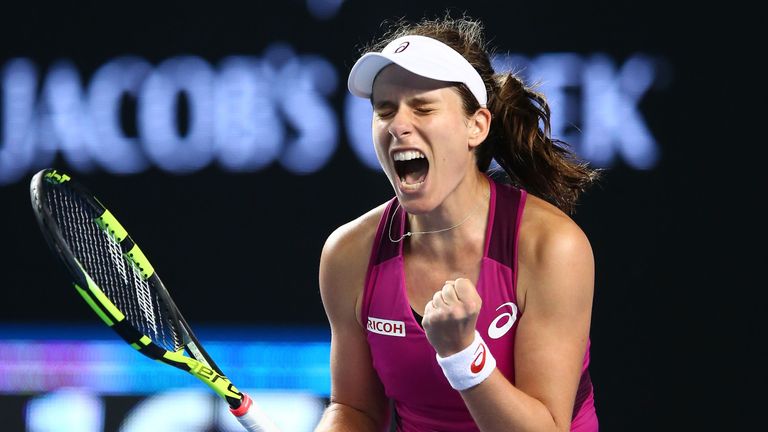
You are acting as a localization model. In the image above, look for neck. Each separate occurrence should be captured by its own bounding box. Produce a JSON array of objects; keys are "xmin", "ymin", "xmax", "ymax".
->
[
  {"xmin": 409, "ymin": 173, "xmax": 489, "ymax": 234},
  {"xmin": 405, "ymin": 209, "xmax": 488, "ymax": 260},
  {"xmin": 391, "ymin": 173, "xmax": 490, "ymax": 246}
]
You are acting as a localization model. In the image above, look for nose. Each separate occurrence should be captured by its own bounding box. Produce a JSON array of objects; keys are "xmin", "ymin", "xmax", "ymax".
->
[{"xmin": 387, "ymin": 109, "xmax": 413, "ymax": 140}]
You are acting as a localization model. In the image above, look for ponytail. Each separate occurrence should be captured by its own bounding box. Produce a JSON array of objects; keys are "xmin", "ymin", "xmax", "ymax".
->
[{"xmin": 477, "ymin": 73, "xmax": 600, "ymax": 214}]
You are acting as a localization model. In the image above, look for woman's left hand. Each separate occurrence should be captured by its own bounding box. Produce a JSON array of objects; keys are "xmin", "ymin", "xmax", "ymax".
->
[{"xmin": 422, "ymin": 278, "xmax": 483, "ymax": 357}]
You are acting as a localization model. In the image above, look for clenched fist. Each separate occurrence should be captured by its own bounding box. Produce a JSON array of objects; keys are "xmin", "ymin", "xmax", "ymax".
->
[{"xmin": 422, "ymin": 278, "xmax": 483, "ymax": 357}]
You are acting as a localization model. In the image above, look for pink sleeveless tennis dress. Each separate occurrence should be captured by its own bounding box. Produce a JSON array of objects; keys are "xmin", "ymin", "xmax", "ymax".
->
[{"xmin": 361, "ymin": 177, "xmax": 598, "ymax": 431}]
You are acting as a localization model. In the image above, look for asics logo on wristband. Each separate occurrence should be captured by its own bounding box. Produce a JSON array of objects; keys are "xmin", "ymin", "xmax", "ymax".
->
[
  {"xmin": 471, "ymin": 343, "xmax": 487, "ymax": 373},
  {"xmin": 488, "ymin": 301, "xmax": 519, "ymax": 339},
  {"xmin": 436, "ymin": 330, "xmax": 496, "ymax": 391}
]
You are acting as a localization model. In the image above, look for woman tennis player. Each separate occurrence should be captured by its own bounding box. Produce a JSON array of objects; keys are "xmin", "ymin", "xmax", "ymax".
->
[{"xmin": 316, "ymin": 12, "xmax": 600, "ymax": 432}]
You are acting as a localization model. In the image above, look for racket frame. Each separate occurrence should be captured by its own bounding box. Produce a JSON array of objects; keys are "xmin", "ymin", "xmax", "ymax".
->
[{"xmin": 29, "ymin": 168, "xmax": 245, "ymax": 409}]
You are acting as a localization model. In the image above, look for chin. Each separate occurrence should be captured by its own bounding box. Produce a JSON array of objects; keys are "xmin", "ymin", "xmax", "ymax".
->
[{"xmin": 396, "ymin": 194, "xmax": 437, "ymax": 216}]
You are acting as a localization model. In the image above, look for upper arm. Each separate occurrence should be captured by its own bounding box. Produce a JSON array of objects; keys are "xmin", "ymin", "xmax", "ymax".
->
[
  {"xmin": 514, "ymin": 207, "xmax": 595, "ymax": 430},
  {"xmin": 317, "ymin": 214, "xmax": 389, "ymax": 429}
]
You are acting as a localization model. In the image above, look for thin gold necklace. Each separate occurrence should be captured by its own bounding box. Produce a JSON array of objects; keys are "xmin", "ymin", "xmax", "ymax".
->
[{"xmin": 388, "ymin": 191, "xmax": 490, "ymax": 243}]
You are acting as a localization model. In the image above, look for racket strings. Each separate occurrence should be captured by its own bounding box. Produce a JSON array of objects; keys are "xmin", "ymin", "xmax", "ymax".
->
[
  {"xmin": 47, "ymin": 186, "xmax": 182, "ymax": 351},
  {"xmin": 103, "ymin": 234, "xmax": 164, "ymax": 342}
]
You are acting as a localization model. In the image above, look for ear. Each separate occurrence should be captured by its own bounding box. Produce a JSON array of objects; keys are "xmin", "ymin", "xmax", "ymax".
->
[{"xmin": 467, "ymin": 107, "xmax": 491, "ymax": 149}]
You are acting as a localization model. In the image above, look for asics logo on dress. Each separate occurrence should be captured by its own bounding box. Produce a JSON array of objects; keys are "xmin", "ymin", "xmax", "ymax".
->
[
  {"xmin": 367, "ymin": 317, "xmax": 406, "ymax": 337},
  {"xmin": 488, "ymin": 301, "xmax": 518, "ymax": 339}
]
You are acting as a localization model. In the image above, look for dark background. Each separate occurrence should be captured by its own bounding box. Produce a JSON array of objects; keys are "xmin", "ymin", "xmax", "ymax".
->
[{"xmin": 0, "ymin": 1, "xmax": 759, "ymax": 430}]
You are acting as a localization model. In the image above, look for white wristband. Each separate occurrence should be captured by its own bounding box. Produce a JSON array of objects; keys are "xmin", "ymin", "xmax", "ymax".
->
[{"xmin": 435, "ymin": 330, "xmax": 496, "ymax": 391}]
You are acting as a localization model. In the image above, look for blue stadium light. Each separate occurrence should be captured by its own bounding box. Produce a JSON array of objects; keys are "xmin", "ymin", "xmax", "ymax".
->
[
  {"xmin": 0, "ymin": 50, "xmax": 665, "ymax": 185},
  {"xmin": 1, "ymin": 58, "xmax": 40, "ymax": 185},
  {"xmin": 215, "ymin": 56, "xmax": 284, "ymax": 171},
  {"xmin": 42, "ymin": 60, "xmax": 98, "ymax": 173},
  {"xmin": 1, "ymin": 324, "xmax": 330, "ymax": 431},
  {"xmin": 493, "ymin": 52, "xmax": 660, "ymax": 169},
  {"xmin": 27, "ymin": 388, "xmax": 104, "ymax": 432},
  {"xmin": 138, "ymin": 55, "xmax": 216, "ymax": 173},
  {"xmin": 25, "ymin": 388, "xmax": 324, "ymax": 431},
  {"xmin": 306, "ymin": 0, "xmax": 344, "ymax": 21},
  {"xmin": 274, "ymin": 53, "xmax": 339, "ymax": 174},
  {"xmin": 0, "ymin": 324, "xmax": 331, "ymax": 395},
  {"xmin": 344, "ymin": 92, "xmax": 379, "ymax": 169},
  {"xmin": 88, "ymin": 56, "xmax": 152, "ymax": 173}
]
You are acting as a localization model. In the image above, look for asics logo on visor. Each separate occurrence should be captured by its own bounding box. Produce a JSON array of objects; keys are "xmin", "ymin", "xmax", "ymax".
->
[{"xmin": 394, "ymin": 41, "xmax": 410, "ymax": 53}]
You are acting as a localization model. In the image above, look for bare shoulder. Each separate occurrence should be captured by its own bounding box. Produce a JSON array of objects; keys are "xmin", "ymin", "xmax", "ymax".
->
[
  {"xmin": 319, "ymin": 201, "xmax": 390, "ymax": 324},
  {"xmin": 517, "ymin": 194, "xmax": 594, "ymax": 308},
  {"xmin": 519, "ymin": 194, "xmax": 592, "ymax": 256},
  {"xmin": 321, "ymin": 201, "xmax": 389, "ymax": 274}
]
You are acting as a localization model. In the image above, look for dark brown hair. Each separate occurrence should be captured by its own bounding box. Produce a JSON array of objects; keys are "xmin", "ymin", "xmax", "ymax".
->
[{"xmin": 360, "ymin": 12, "xmax": 601, "ymax": 214}]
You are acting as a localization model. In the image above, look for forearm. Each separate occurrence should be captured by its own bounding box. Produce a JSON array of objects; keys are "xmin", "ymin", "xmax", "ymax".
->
[
  {"xmin": 460, "ymin": 370, "xmax": 565, "ymax": 432},
  {"xmin": 314, "ymin": 402, "xmax": 384, "ymax": 432}
]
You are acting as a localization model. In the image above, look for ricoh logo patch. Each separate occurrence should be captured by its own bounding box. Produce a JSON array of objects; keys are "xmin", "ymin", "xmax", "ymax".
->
[{"xmin": 367, "ymin": 317, "xmax": 406, "ymax": 337}]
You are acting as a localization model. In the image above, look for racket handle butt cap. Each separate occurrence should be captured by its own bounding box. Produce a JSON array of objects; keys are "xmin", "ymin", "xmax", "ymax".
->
[
  {"xmin": 230, "ymin": 393, "xmax": 253, "ymax": 417},
  {"xmin": 230, "ymin": 393, "xmax": 281, "ymax": 432}
]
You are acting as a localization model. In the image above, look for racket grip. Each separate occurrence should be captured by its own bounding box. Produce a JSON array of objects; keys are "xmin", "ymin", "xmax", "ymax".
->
[{"xmin": 230, "ymin": 393, "xmax": 282, "ymax": 432}]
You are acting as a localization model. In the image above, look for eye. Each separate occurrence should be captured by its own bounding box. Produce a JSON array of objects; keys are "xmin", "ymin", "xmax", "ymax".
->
[
  {"xmin": 375, "ymin": 110, "xmax": 395, "ymax": 120},
  {"xmin": 414, "ymin": 107, "xmax": 434, "ymax": 115}
]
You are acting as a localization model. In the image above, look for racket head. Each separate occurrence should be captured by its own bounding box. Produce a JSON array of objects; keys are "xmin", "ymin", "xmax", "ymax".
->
[
  {"xmin": 30, "ymin": 168, "xmax": 182, "ymax": 348},
  {"xmin": 29, "ymin": 168, "xmax": 245, "ymax": 407}
]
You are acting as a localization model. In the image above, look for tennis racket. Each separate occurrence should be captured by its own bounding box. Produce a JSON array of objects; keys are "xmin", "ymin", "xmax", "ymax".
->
[{"xmin": 29, "ymin": 168, "xmax": 281, "ymax": 432}]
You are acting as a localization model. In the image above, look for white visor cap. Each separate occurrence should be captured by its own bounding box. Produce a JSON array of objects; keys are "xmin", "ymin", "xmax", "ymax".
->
[{"xmin": 347, "ymin": 35, "xmax": 487, "ymax": 107}]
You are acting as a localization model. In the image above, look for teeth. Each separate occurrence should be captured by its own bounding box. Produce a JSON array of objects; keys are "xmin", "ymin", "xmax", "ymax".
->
[
  {"xmin": 400, "ymin": 178, "xmax": 425, "ymax": 188},
  {"xmin": 393, "ymin": 150, "xmax": 425, "ymax": 162}
]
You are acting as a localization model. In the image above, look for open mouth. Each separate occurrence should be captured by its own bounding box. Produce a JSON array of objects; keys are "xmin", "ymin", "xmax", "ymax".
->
[{"xmin": 393, "ymin": 150, "xmax": 429, "ymax": 186}]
